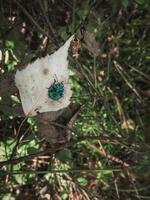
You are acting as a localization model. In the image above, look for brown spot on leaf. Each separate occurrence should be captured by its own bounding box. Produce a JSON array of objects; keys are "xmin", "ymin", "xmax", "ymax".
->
[{"xmin": 43, "ymin": 68, "xmax": 49, "ymax": 75}]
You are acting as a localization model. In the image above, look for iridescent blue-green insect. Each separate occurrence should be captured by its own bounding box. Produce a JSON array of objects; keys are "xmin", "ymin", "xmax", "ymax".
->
[{"xmin": 48, "ymin": 77, "xmax": 64, "ymax": 101}]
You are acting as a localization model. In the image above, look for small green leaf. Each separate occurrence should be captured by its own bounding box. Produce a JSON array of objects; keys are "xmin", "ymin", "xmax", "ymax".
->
[
  {"xmin": 27, "ymin": 117, "xmax": 35, "ymax": 126},
  {"xmin": 27, "ymin": 147, "xmax": 38, "ymax": 154},
  {"xmin": 0, "ymin": 169, "xmax": 6, "ymax": 176},
  {"xmin": 57, "ymin": 148, "xmax": 72, "ymax": 162},
  {"xmin": 77, "ymin": 177, "xmax": 88, "ymax": 187},
  {"xmin": 1, "ymin": 107, "xmax": 12, "ymax": 116},
  {"xmin": 61, "ymin": 192, "xmax": 68, "ymax": 200},
  {"xmin": 135, "ymin": 0, "xmax": 145, "ymax": 5},
  {"xmin": 121, "ymin": 0, "xmax": 129, "ymax": 7},
  {"xmin": 7, "ymin": 62, "xmax": 15, "ymax": 71},
  {"xmin": 5, "ymin": 40, "xmax": 14, "ymax": 49}
]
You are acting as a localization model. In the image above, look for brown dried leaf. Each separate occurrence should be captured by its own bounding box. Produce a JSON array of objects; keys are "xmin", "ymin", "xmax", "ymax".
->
[
  {"xmin": 37, "ymin": 103, "xmax": 80, "ymax": 145},
  {"xmin": 83, "ymin": 31, "xmax": 100, "ymax": 56},
  {"xmin": 37, "ymin": 120, "xmax": 68, "ymax": 145}
]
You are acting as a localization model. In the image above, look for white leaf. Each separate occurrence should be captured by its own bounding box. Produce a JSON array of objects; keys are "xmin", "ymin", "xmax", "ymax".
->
[{"xmin": 15, "ymin": 35, "xmax": 74, "ymax": 116}]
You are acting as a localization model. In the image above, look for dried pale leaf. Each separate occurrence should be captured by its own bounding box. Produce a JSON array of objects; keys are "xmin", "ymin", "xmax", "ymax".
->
[{"xmin": 15, "ymin": 36, "xmax": 74, "ymax": 116}]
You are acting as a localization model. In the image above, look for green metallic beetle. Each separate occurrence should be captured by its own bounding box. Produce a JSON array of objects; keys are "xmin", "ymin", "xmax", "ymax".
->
[{"xmin": 48, "ymin": 78, "xmax": 64, "ymax": 101}]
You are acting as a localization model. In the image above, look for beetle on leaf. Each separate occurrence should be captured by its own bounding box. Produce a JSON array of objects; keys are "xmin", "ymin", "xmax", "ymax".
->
[{"xmin": 48, "ymin": 76, "xmax": 65, "ymax": 101}]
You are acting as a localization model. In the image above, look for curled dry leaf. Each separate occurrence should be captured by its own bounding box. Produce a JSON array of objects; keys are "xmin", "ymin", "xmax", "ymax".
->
[
  {"xmin": 38, "ymin": 121, "xmax": 68, "ymax": 145},
  {"xmin": 83, "ymin": 31, "xmax": 100, "ymax": 56},
  {"xmin": 37, "ymin": 103, "xmax": 80, "ymax": 145}
]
